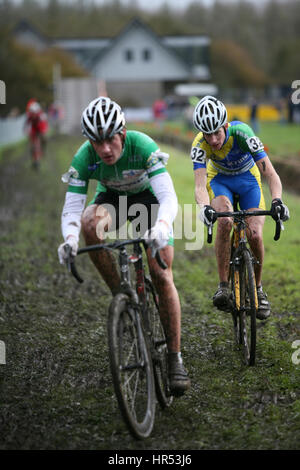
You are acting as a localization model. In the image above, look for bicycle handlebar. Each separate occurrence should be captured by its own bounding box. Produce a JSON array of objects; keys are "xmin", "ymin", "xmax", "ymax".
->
[
  {"xmin": 64, "ymin": 238, "xmax": 167, "ymax": 284},
  {"xmin": 206, "ymin": 209, "xmax": 283, "ymax": 244},
  {"xmin": 64, "ymin": 245, "xmax": 84, "ymax": 283}
]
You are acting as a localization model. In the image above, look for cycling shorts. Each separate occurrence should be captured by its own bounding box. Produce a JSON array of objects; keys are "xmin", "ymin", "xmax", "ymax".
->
[
  {"xmin": 207, "ymin": 165, "xmax": 266, "ymax": 210},
  {"xmin": 92, "ymin": 189, "xmax": 174, "ymax": 245}
]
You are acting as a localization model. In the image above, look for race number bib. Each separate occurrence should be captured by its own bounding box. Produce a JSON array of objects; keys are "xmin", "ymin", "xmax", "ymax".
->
[
  {"xmin": 246, "ymin": 136, "xmax": 264, "ymax": 153},
  {"xmin": 191, "ymin": 146, "xmax": 206, "ymax": 164}
]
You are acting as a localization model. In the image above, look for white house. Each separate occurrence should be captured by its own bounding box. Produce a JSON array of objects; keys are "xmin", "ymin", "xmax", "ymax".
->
[
  {"xmin": 13, "ymin": 18, "xmax": 212, "ymax": 132},
  {"xmin": 55, "ymin": 18, "xmax": 211, "ymax": 106}
]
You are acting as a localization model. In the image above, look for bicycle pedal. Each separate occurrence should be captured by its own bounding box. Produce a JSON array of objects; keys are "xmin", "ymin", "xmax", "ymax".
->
[
  {"xmin": 173, "ymin": 391, "xmax": 184, "ymax": 398},
  {"xmin": 170, "ymin": 388, "xmax": 185, "ymax": 398},
  {"xmin": 216, "ymin": 303, "xmax": 232, "ymax": 313}
]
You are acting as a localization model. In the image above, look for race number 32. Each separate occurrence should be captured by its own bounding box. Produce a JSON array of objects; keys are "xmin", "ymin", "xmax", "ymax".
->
[
  {"xmin": 191, "ymin": 147, "xmax": 206, "ymax": 164},
  {"xmin": 247, "ymin": 136, "xmax": 264, "ymax": 153}
]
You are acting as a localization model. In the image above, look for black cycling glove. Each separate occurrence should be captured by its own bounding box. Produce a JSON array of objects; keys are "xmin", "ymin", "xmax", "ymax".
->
[
  {"xmin": 199, "ymin": 205, "xmax": 217, "ymax": 226},
  {"xmin": 270, "ymin": 198, "xmax": 290, "ymax": 222}
]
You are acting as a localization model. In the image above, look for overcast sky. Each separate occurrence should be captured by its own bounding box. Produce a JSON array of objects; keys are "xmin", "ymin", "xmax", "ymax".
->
[
  {"xmin": 120, "ymin": 0, "xmax": 219, "ymax": 9},
  {"xmin": 106, "ymin": 0, "xmax": 271, "ymax": 11},
  {"xmin": 10, "ymin": 0, "xmax": 273, "ymax": 10}
]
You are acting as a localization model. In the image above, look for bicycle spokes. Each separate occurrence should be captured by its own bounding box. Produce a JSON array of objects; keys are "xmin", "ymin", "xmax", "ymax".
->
[
  {"xmin": 118, "ymin": 310, "xmax": 153, "ymax": 424},
  {"xmin": 108, "ymin": 294, "xmax": 156, "ymax": 439},
  {"xmin": 230, "ymin": 250, "xmax": 257, "ymax": 366}
]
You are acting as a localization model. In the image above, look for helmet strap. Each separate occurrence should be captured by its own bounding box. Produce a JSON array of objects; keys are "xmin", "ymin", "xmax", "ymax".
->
[{"xmin": 121, "ymin": 128, "xmax": 127, "ymax": 147}]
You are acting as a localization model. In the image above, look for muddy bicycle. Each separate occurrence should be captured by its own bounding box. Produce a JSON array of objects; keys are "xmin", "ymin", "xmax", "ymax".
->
[
  {"xmin": 65, "ymin": 238, "xmax": 173, "ymax": 439},
  {"xmin": 207, "ymin": 198, "xmax": 283, "ymax": 366}
]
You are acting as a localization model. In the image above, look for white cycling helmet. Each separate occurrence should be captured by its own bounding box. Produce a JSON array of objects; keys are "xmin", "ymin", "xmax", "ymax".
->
[
  {"xmin": 193, "ymin": 95, "xmax": 227, "ymax": 134},
  {"xmin": 81, "ymin": 96, "xmax": 125, "ymax": 141},
  {"xmin": 29, "ymin": 102, "xmax": 41, "ymax": 114}
]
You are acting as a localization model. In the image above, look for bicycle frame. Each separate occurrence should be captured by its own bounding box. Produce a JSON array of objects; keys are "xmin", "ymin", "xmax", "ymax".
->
[
  {"xmin": 117, "ymin": 242, "xmax": 141, "ymax": 305},
  {"xmin": 231, "ymin": 216, "xmax": 249, "ymax": 311},
  {"xmin": 118, "ymin": 241, "xmax": 151, "ymax": 334},
  {"xmin": 66, "ymin": 237, "xmax": 166, "ymax": 333}
]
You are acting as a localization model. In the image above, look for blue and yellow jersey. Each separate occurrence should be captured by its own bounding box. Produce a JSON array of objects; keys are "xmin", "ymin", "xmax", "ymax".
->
[{"xmin": 190, "ymin": 121, "xmax": 267, "ymax": 176}]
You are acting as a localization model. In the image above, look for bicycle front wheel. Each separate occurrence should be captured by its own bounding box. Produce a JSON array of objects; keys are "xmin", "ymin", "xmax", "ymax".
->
[
  {"xmin": 230, "ymin": 261, "xmax": 241, "ymax": 346},
  {"xmin": 145, "ymin": 278, "xmax": 173, "ymax": 409},
  {"xmin": 107, "ymin": 293, "xmax": 156, "ymax": 439},
  {"xmin": 239, "ymin": 249, "xmax": 257, "ymax": 366}
]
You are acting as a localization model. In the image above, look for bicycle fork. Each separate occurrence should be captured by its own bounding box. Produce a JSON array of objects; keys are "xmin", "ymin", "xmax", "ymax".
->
[
  {"xmin": 231, "ymin": 224, "xmax": 244, "ymax": 311},
  {"xmin": 118, "ymin": 247, "xmax": 151, "ymax": 370},
  {"xmin": 231, "ymin": 249, "xmax": 259, "ymax": 313}
]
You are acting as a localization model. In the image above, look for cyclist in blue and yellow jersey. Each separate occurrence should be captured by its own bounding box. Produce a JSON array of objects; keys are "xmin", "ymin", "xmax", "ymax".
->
[
  {"xmin": 57, "ymin": 96, "xmax": 190, "ymax": 395},
  {"xmin": 191, "ymin": 96, "xmax": 289, "ymax": 320}
]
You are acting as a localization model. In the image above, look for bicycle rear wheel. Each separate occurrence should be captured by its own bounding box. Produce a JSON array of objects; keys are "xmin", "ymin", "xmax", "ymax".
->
[
  {"xmin": 239, "ymin": 250, "xmax": 257, "ymax": 366},
  {"xmin": 145, "ymin": 278, "xmax": 173, "ymax": 409},
  {"xmin": 107, "ymin": 293, "xmax": 156, "ymax": 439}
]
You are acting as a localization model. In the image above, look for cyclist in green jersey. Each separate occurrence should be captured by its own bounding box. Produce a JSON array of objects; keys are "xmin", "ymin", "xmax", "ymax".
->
[
  {"xmin": 58, "ymin": 96, "xmax": 191, "ymax": 395},
  {"xmin": 191, "ymin": 96, "xmax": 289, "ymax": 319}
]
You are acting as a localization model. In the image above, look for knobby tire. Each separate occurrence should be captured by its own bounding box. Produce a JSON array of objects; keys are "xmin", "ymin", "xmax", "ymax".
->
[
  {"xmin": 230, "ymin": 262, "xmax": 241, "ymax": 346},
  {"xmin": 239, "ymin": 249, "xmax": 257, "ymax": 366},
  {"xmin": 107, "ymin": 293, "xmax": 156, "ymax": 439}
]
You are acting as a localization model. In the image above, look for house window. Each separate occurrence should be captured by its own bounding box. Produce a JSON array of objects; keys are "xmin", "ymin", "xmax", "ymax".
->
[
  {"xmin": 142, "ymin": 48, "xmax": 151, "ymax": 61},
  {"xmin": 124, "ymin": 49, "xmax": 134, "ymax": 61}
]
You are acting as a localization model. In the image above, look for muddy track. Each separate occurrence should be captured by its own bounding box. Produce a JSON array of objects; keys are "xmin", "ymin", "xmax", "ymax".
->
[
  {"xmin": 0, "ymin": 140, "xmax": 113, "ymax": 450},
  {"xmin": 0, "ymin": 138, "xmax": 299, "ymax": 452}
]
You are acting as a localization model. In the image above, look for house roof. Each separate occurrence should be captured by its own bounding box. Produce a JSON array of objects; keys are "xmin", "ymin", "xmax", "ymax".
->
[
  {"xmin": 13, "ymin": 19, "xmax": 50, "ymax": 45},
  {"xmin": 13, "ymin": 17, "xmax": 210, "ymax": 46},
  {"xmin": 90, "ymin": 17, "xmax": 191, "ymax": 74}
]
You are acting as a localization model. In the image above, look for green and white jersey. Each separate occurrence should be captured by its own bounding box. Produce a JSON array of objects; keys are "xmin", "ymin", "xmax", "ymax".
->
[{"xmin": 62, "ymin": 130, "xmax": 168, "ymax": 196}]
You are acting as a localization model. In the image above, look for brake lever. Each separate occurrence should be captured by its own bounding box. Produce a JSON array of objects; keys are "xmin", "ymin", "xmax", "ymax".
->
[
  {"xmin": 64, "ymin": 244, "xmax": 84, "ymax": 283},
  {"xmin": 273, "ymin": 208, "xmax": 283, "ymax": 241},
  {"xmin": 155, "ymin": 250, "xmax": 168, "ymax": 270},
  {"xmin": 143, "ymin": 239, "xmax": 168, "ymax": 269},
  {"xmin": 64, "ymin": 244, "xmax": 73, "ymax": 272},
  {"xmin": 207, "ymin": 224, "xmax": 213, "ymax": 244}
]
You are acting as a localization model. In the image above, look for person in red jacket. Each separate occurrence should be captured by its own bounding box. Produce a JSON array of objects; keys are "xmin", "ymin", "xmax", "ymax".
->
[{"xmin": 25, "ymin": 100, "xmax": 48, "ymax": 168}]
